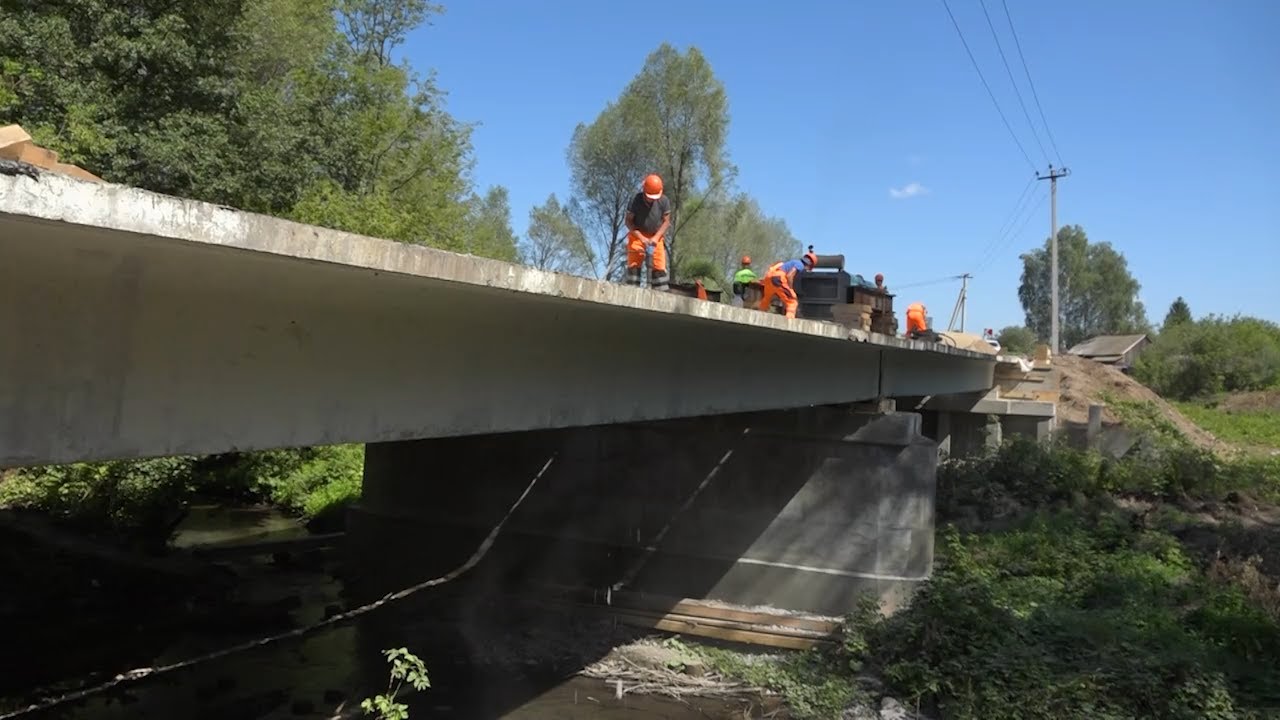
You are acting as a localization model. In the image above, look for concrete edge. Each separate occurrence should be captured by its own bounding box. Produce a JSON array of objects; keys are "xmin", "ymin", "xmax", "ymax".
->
[{"xmin": 0, "ymin": 170, "xmax": 988, "ymax": 361}]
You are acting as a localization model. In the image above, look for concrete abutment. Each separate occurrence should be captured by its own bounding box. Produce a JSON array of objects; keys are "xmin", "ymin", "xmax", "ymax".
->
[{"xmin": 347, "ymin": 406, "xmax": 938, "ymax": 617}]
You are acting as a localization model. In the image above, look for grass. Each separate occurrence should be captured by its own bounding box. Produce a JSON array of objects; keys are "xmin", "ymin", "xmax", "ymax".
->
[
  {"xmin": 687, "ymin": 438, "xmax": 1280, "ymax": 719},
  {"xmin": 1176, "ymin": 401, "xmax": 1280, "ymax": 451}
]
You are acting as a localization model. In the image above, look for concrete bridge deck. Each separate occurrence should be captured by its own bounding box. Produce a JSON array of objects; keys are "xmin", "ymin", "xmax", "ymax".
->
[{"xmin": 0, "ymin": 170, "xmax": 994, "ymax": 467}]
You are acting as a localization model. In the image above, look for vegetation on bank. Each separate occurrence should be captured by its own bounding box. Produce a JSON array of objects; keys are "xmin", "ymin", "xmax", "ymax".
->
[
  {"xmin": 1175, "ymin": 400, "xmax": 1280, "ymax": 453},
  {"xmin": 0, "ymin": 446, "xmax": 363, "ymax": 548},
  {"xmin": 1134, "ymin": 315, "xmax": 1280, "ymax": 401},
  {"xmin": 690, "ymin": 437, "xmax": 1280, "ymax": 720}
]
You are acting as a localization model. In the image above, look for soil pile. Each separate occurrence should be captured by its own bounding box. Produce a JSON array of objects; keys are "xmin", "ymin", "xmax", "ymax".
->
[{"xmin": 1053, "ymin": 355, "xmax": 1225, "ymax": 451}]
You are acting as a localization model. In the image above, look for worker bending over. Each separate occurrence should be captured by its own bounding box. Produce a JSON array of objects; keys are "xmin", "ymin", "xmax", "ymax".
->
[
  {"xmin": 624, "ymin": 174, "xmax": 671, "ymax": 291},
  {"xmin": 731, "ymin": 256, "xmax": 757, "ymax": 307},
  {"xmin": 760, "ymin": 249, "xmax": 817, "ymax": 319},
  {"xmin": 905, "ymin": 302, "xmax": 929, "ymax": 339}
]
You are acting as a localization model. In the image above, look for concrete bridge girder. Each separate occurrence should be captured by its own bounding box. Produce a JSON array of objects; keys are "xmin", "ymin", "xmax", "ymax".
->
[{"xmin": 1, "ymin": 172, "xmax": 994, "ymax": 467}]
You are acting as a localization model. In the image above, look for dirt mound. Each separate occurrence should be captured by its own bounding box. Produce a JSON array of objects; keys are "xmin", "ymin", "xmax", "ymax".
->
[
  {"xmin": 1054, "ymin": 354, "xmax": 1225, "ymax": 451},
  {"xmin": 1218, "ymin": 389, "xmax": 1280, "ymax": 414}
]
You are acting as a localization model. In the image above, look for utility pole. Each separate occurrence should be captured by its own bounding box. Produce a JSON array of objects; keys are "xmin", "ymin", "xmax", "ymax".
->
[
  {"xmin": 947, "ymin": 273, "xmax": 972, "ymax": 333},
  {"xmin": 1037, "ymin": 165, "xmax": 1070, "ymax": 352}
]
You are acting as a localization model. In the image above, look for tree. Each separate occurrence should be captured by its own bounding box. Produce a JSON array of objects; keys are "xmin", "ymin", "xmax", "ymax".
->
[
  {"xmin": 338, "ymin": 0, "xmax": 442, "ymax": 66},
  {"xmin": 462, "ymin": 185, "xmax": 519, "ymax": 261},
  {"xmin": 617, "ymin": 44, "xmax": 731, "ymax": 277},
  {"xmin": 1, "ymin": 0, "xmax": 481, "ymax": 252},
  {"xmin": 566, "ymin": 102, "xmax": 647, "ymax": 280},
  {"xmin": 676, "ymin": 191, "xmax": 801, "ymax": 286},
  {"xmin": 1018, "ymin": 225, "xmax": 1149, "ymax": 350},
  {"xmin": 1134, "ymin": 315, "xmax": 1280, "ymax": 400},
  {"xmin": 521, "ymin": 194, "xmax": 593, "ymax": 274},
  {"xmin": 1163, "ymin": 297, "xmax": 1193, "ymax": 330},
  {"xmin": 996, "ymin": 326, "xmax": 1038, "ymax": 356}
]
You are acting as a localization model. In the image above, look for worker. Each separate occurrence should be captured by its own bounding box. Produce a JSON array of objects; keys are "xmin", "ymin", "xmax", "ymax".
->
[
  {"xmin": 624, "ymin": 174, "xmax": 671, "ymax": 292},
  {"xmin": 731, "ymin": 256, "xmax": 757, "ymax": 307},
  {"xmin": 875, "ymin": 273, "xmax": 887, "ymax": 292},
  {"xmin": 759, "ymin": 249, "xmax": 818, "ymax": 319},
  {"xmin": 905, "ymin": 302, "xmax": 929, "ymax": 338}
]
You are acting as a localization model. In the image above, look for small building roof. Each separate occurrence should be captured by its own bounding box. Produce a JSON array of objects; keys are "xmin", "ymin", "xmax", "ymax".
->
[{"xmin": 1067, "ymin": 334, "xmax": 1150, "ymax": 358}]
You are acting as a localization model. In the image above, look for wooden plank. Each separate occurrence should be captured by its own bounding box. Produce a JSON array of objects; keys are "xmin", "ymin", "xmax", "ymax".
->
[
  {"xmin": 0, "ymin": 124, "xmax": 32, "ymax": 156},
  {"xmin": 50, "ymin": 162, "xmax": 103, "ymax": 183},
  {"xmin": 586, "ymin": 590, "xmax": 839, "ymax": 633}
]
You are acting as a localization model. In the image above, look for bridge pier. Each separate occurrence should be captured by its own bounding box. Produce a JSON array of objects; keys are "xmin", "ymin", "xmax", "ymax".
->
[{"xmin": 346, "ymin": 406, "xmax": 938, "ymax": 617}]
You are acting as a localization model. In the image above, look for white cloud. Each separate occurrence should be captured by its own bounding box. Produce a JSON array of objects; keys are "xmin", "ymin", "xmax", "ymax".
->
[{"xmin": 889, "ymin": 182, "xmax": 929, "ymax": 200}]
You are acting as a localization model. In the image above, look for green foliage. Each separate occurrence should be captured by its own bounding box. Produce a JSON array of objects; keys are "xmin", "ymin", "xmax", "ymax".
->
[
  {"xmin": 870, "ymin": 440, "xmax": 1280, "ymax": 719},
  {"xmin": 620, "ymin": 44, "xmax": 732, "ymax": 277},
  {"xmin": 694, "ymin": 643, "xmax": 859, "ymax": 720},
  {"xmin": 676, "ymin": 192, "xmax": 801, "ymax": 288},
  {"xmin": 521, "ymin": 193, "xmax": 593, "ymax": 274},
  {"xmin": 1, "ymin": 446, "xmax": 364, "ymax": 546},
  {"xmin": 869, "ymin": 517, "xmax": 1279, "ymax": 719},
  {"xmin": 461, "ymin": 185, "xmax": 519, "ymax": 262},
  {"xmin": 1134, "ymin": 315, "xmax": 1280, "ymax": 400},
  {"xmin": 560, "ymin": 44, "xmax": 732, "ymax": 280},
  {"xmin": 0, "ymin": 457, "xmax": 197, "ymax": 549},
  {"xmin": 940, "ymin": 434, "xmax": 1279, "ymax": 510},
  {"xmin": 0, "ymin": 0, "xmax": 488, "ymax": 255},
  {"xmin": 1164, "ymin": 296, "xmax": 1194, "ymax": 330},
  {"xmin": 1018, "ymin": 225, "xmax": 1150, "ymax": 349},
  {"xmin": 361, "ymin": 647, "xmax": 430, "ymax": 719},
  {"xmin": 252, "ymin": 445, "xmax": 365, "ymax": 520},
  {"xmin": 1176, "ymin": 402, "xmax": 1280, "ymax": 451},
  {"xmin": 566, "ymin": 101, "xmax": 648, "ymax": 280},
  {"xmin": 995, "ymin": 325, "xmax": 1038, "ymax": 356}
]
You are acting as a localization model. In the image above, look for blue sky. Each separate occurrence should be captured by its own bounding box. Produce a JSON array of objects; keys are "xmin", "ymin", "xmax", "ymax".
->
[{"xmin": 405, "ymin": 0, "xmax": 1279, "ymax": 332}]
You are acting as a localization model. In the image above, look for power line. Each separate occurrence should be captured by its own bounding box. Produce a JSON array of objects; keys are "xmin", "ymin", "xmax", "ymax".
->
[
  {"xmin": 979, "ymin": 0, "xmax": 1050, "ymax": 164},
  {"xmin": 1002, "ymin": 0, "xmax": 1064, "ymax": 165},
  {"xmin": 894, "ymin": 274, "xmax": 968, "ymax": 292},
  {"xmin": 970, "ymin": 176, "xmax": 1034, "ymax": 271},
  {"xmin": 939, "ymin": 0, "xmax": 1037, "ymax": 171},
  {"xmin": 975, "ymin": 189, "xmax": 1047, "ymax": 273}
]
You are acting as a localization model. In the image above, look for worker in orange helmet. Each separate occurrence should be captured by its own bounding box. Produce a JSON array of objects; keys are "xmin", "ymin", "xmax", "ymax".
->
[
  {"xmin": 624, "ymin": 174, "xmax": 671, "ymax": 291},
  {"xmin": 759, "ymin": 249, "xmax": 818, "ymax": 319},
  {"xmin": 905, "ymin": 302, "xmax": 929, "ymax": 338}
]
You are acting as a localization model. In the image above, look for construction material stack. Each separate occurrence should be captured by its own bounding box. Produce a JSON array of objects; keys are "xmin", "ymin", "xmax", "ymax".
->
[{"xmin": 848, "ymin": 285, "xmax": 897, "ymax": 335}]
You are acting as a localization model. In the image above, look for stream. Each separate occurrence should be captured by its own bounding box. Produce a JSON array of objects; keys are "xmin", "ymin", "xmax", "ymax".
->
[{"xmin": 2, "ymin": 506, "xmax": 773, "ymax": 720}]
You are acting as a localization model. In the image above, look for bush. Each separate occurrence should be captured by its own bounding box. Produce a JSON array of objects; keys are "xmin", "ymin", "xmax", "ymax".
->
[
  {"xmin": 940, "ymin": 436, "xmax": 1280, "ymax": 512},
  {"xmin": 866, "ymin": 518, "xmax": 1280, "ymax": 719},
  {"xmin": 1134, "ymin": 315, "xmax": 1280, "ymax": 400},
  {"xmin": 0, "ymin": 457, "xmax": 197, "ymax": 549},
  {"xmin": 995, "ymin": 325, "xmax": 1038, "ymax": 356},
  {"xmin": 0, "ymin": 445, "xmax": 365, "ymax": 546},
  {"xmin": 865, "ymin": 439, "xmax": 1280, "ymax": 718}
]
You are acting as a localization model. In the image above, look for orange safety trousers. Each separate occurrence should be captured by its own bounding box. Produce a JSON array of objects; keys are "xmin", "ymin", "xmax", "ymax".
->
[
  {"xmin": 760, "ymin": 264, "xmax": 799, "ymax": 319},
  {"xmin": 626, "ymin": 230, "xmax": 667, "ymax": 272},
  {"xmin": 906, "ymin": 303, "xmax": 927, "ymax": 334},
  {"xmin": 625, "ymin": 230, "xmax": 669, "ymax": 290}
]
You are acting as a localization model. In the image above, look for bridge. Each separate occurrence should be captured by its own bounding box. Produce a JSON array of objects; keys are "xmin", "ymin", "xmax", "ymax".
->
[{"xmin": 0, "ymin": 169, "xmax": 1049, "ymax": 617}]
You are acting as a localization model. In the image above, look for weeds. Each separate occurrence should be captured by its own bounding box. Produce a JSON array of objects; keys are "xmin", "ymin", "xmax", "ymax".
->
[{"xmin": 1176, "ymin": 402, "xmax": 1280, "ymax": 452}]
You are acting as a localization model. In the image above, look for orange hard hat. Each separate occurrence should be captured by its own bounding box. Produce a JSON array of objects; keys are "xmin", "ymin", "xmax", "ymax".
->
[
  {"xmin": 643, "ymin": 174, "xmax": 663, "ymax": 199},
  {"xmin": 802, "ymin": 246, "xmax": 818, "ymax": 268},
  {"xmin": 741, "ymin": 255, "xmax": 751, "ymax": 266}
]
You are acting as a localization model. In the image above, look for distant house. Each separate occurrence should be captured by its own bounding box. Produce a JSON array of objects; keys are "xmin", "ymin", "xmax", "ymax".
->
[{"xmin": 1067, "ymin": 334, "xmax": 1151, "ymax": 372}]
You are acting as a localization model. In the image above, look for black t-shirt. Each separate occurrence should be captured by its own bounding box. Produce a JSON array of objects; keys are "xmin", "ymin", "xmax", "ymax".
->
[{"xmin": 627, "ymin": 193, "xmax": 671, "ymax": 235}]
